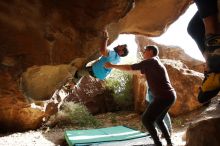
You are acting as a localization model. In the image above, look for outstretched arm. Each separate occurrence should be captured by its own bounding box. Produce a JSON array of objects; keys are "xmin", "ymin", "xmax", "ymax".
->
[
  {"xmin": 105, "ymin": 62, "xmax": 132, "ymax": 71},
  {"xmin": 100, "ymin": 29, "xmax": 109, "ymax": 56},
  {"xmin": 105, "ymin": 62, "xmax": 142, "ymax": 75}
]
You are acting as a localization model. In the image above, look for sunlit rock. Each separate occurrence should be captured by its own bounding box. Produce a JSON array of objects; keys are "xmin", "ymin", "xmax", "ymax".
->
[
  {"xmin": 133, "ymin": 74, "xmax": 147, "ymax": 113},
  {"xmin": 136, "ymin": 36, "xmax": 205, "ymax": 73},
  {"xmin": 21, "ymin": 64, "xmax": 77, "ymax": 100},
  {"xmin": 0, "ymin": 71, "xmax": 45, "ymax": 131},
  {"xmin": 164, "ymin": 59, "xmax": 203, "ymax": 116},
  {"xmin": 110, "ymin": 0, "xmax": 192, "ymax": 37},
  {"xmin": 65, "ymin": 75, "xmax": 118, "ymax": 114},
  {"xmin": 186, "ymin": 116, "xmax": 220, "ymax": 146}
]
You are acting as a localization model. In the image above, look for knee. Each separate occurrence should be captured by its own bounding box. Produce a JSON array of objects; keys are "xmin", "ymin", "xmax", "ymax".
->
[
  {"xmin": 142, "ymin": 114, "xmax": 153, "ymax": 127},
  {"xmin": 187, "ymin": 12, "xmax": 204, "ymax": 38},
  {"xmin": 187, "ymin": 21, "xmax": 194, "ymax": 37}
]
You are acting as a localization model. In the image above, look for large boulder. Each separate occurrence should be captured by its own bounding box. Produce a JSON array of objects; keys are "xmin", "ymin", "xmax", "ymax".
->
[
  {"xmin": 164, "ymin": 59, "xmax": 203, "ymax": 116},
  {"xmin": 0, "ymin": 71, "xmax": 45, "ymax": 131},
  {"xmin": 133, "ymin": 74, "xmax": 147, "ymax": 113},
  {"xmin": 185, "ymin": 99, "xmax": 220, "ymax": 146},
  {"xmin": 65, "ymin": 76, "xmax": 118, "ymax": 114},
  {"xmin": 186, "ymin": 116, "xmax": 220, "ymax": 146},
  {"xmin": 21, "ymin": 64, "xmax": 77, "ymax": 100}
]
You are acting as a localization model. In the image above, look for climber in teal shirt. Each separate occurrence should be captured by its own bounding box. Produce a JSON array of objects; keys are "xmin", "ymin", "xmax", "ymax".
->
[
  {"xmin": 74, "ymin": 29, "xmax": 128, "ymax": 82},
  {"xmin": 92, "ymin": 50, "xmax": 121, "ymax": 80}
]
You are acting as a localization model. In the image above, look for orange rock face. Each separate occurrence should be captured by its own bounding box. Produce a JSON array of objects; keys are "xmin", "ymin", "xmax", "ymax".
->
[{"xmin": 0, "ymin": 0, "xmax": 192, "ymax": 131}]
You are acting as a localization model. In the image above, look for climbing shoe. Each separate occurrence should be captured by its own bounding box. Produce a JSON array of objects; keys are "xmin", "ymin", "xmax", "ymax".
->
[
  {"xmin": 198, "ymin": 72, "xmax": 220, "ymax": 104},
  {"xmin": 204, "ymin": 34, "xmax": 220, "ymax": 72},
  {"xmin": 205, "ymin": 34, "xmax": 220, "ymax": 48}
]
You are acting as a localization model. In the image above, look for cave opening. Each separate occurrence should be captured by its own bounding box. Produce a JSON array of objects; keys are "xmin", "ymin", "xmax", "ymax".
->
[{"xmin": 109, "ymin": 3, "xmax": 204, "ymax": 65}]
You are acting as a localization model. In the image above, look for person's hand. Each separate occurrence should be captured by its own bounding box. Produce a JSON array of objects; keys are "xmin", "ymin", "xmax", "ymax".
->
[
  {"xmin": 104, "ymin": 62, "xmax": 112, "ymax": 68},
  {"xmin": 102, "ymin": 29, "xmax": 109, "ymax": 40}
]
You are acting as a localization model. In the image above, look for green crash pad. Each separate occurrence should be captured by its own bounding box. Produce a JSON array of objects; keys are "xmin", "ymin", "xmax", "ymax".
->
[{"xmin": 64, "ymin": 126, "xmax": 148, "ymax": 146}]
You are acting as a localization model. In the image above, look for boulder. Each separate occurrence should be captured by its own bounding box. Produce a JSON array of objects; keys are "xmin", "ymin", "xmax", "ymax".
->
[
  {"xmin": 0, "ymin": 71, "xmax": 45, "ymax": 131},
  {"xmin": 186, "ymin": 116, "xmax": 220, "ymax": 146},
  {"xmin": 65, "ymin": 76, "xmax": 118, "ymax": 114}
]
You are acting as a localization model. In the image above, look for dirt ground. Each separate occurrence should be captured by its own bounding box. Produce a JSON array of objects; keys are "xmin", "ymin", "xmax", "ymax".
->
[{"xmin": 0, "ymin": 96, "xmax": 219, "ymax": 146}]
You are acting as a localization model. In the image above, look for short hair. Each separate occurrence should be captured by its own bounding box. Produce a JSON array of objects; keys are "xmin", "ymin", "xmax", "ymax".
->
[
  {"xmin": 114, "ymin": 44, "xmax": 128, "ymax": 57},
  {"xmin": 144, "ymin": 45, "xmax": 159, "ymax": 56}
]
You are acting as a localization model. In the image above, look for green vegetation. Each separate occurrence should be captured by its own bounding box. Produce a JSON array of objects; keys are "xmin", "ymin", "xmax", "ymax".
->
[
  {"xmin": 172, "ymin": 118, "xmax": 184, "ymax": 127},
  {"xmin": 105, "ymin": 70, "xmax": 133, "ymax": 110},
  {"xmin": 47, "ymin": 70, "xmax": 134, "ymax": 128},
  {"xmin": 109, "ymin": 113, "xmax": 117, "ymax": 124},
  {"xmin": 50, "ymin": 102, "xmax": 102, "ymax": 128}
]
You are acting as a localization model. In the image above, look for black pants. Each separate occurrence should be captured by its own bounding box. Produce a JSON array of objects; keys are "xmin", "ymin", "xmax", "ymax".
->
[
  {"xmin": 74, "ymin": 66, "xmax": 96, "ymax": 84},
  {"xmin": 85, "ymin": 66, "xmax": 95, "ymax": 77},
  {"xmin": 188, "ymin": 0, "xmax": 220, "ymax": 72},
  {"xmin": 187, "ymin": 11, "xmax": 205, "ymax": 53},
  {"xmin": 187, "ymin": 0, "xmax": 218, "ymax": 53},
  {"xmin": 194, "ymin": 0, "xmax": 218, "ymax": 19},
  {"xmin": 142, "ymin": 95, "xmax": 176, "ymax": 146}
]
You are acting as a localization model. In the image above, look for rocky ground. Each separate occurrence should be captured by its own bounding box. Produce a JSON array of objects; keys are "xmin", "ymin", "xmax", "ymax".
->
[{"xmin": 0, "ymin": 96, "xmax": 219, "ymax": 146}]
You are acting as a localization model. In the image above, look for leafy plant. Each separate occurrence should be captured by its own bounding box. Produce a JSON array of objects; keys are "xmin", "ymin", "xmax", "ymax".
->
[
  {"xmin": 50, "ymin": 102, "xmax": 102, "ymax": 128},
  {"xmin": 109, "ymin": 113, "xmax": 117, "ymax": 124},
  {"xmin": 105, "ymin": 70, "xmax": 133, "ymax": 110},
  {"xmin": 172, "ymin": 118, "xmax": 183, "ymax": 127}
]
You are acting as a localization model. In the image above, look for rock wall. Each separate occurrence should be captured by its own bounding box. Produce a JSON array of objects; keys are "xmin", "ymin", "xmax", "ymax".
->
[
  {"xmin": 135, "ymin": 36, "xmax": 205, "ymax": 73},
  {"xmin": 186, "ymin": 116, "xmax": 220, "ymax": 146},
  {"xmin": 0, "ymin": 0, "xmax": 194, "ymax": 131}
]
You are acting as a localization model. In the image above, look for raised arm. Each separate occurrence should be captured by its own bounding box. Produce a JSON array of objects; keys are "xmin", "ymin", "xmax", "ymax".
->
[{"xmin": 100, "ymin": 30, "xmax": 109, "ymax": 56}]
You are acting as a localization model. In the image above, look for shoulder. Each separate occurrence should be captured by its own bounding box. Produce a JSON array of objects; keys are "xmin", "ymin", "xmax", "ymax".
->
[
  {"xmin": 108, "ymin": 50, "xmax": 118, "ymax": 57},
  {"xmin": 148, "ymin": 57, "xmax": 160, "ymax": 63}
]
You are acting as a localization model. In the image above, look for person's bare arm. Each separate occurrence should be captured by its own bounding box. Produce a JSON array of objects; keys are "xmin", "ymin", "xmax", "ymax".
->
[
  {"xmin": 105, "ymin": 62, "xmax": 141, "ymax": 74},
  {"xmin": 100, "ymin": 30, "xmax": 109, "ymax": 56}
]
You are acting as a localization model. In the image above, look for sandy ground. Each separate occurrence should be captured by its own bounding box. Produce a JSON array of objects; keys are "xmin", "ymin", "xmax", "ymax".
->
[{"xmin": 0, "ymin": 97, "xmax": 219, "ymax": 146}]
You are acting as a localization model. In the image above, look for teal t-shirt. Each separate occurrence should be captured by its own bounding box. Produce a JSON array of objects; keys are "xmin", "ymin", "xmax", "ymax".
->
[{"xmin": 92, "ymin": 50, "xmax": 120, "ymax": 80}]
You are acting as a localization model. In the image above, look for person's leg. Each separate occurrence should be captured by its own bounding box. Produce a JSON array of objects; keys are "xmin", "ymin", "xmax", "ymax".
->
[
  {"xmin": 73, "ymin": 67, "xmax": 92, "ymax": 83},
  {"xmin": 147, "ymin": 90, "xmax": 162, "ymax": 136},
  {"xmin": 155, "ymin": 97, "xmax": 175, "ymax": 145},
  {"xmin": 147, "ymin": 88, "xmax": 154, "ymax": 103},
  {"xmin": 194, "ymin": 0, "xmax": 220, "ymax": 72},
  {"xmin": 187, "ymin": 11, "xmax": 205, "ymax": 53},
  {"xmin": 194, "ymin": 0, "xmax": 218, "ymax": 35},
  {"xmin": 163, "ymin": 113, "xmax": 172, "ymax": 133},
  {"xmin": 156, "ymin": 107, "xmax": 172, "ymax": 145},
  {"xmin": 148, "ymin": 89, "xmax": 172, "ymax": 134},
  {"xmin": 142, "ymin": 100, "xmax": 163, "ymax": 146},
  {"xmin": 142, "ymin": 95, "xmax": 176, "ymax": 146},
  {"xmin": 193, "ymin": 0, "xmax": 220, "ymax": 103}
]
